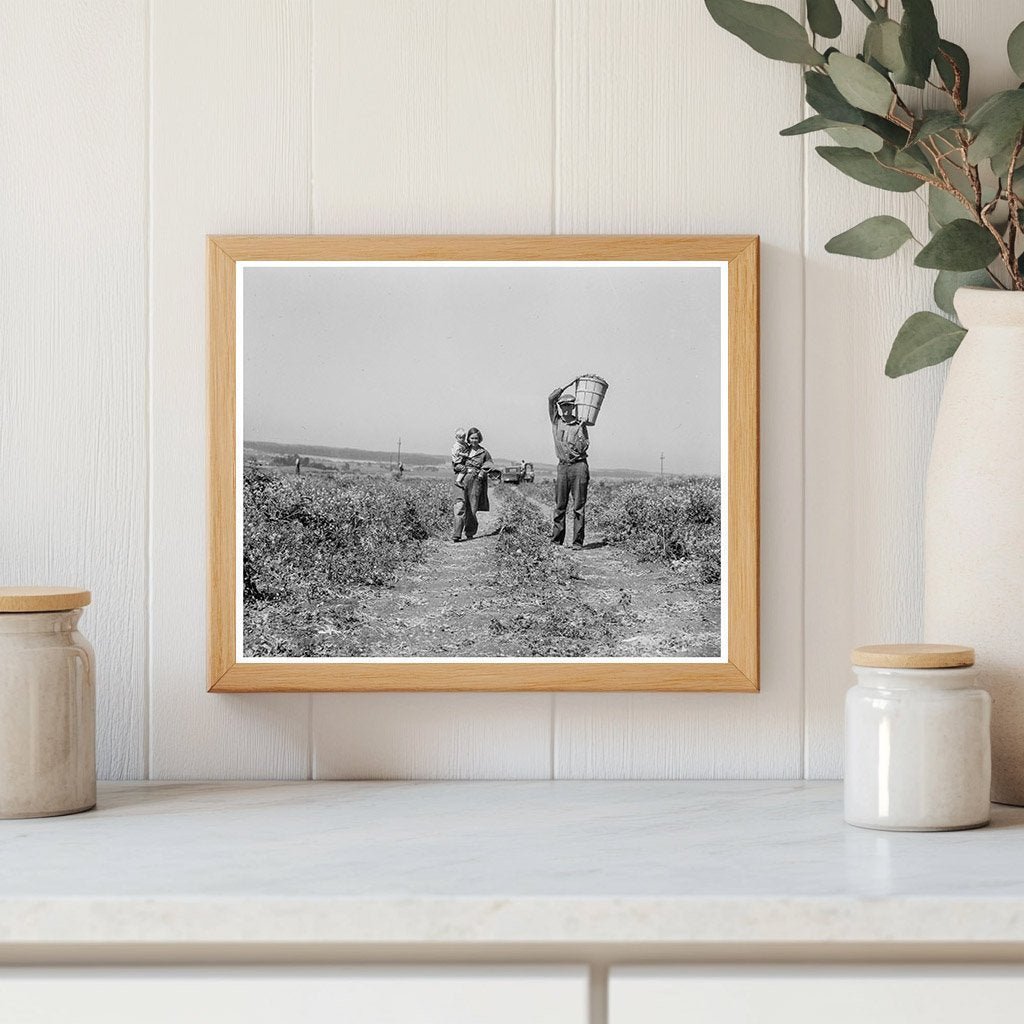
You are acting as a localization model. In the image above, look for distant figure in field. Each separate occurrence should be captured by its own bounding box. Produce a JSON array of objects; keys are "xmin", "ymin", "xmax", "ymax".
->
[
  {"xmin": 452, "ymin": 427, "xmax": 493, "ymax": 542},
  {"xmin": 295, "ymin": 455, "xmax": 301, "ymax": 475},
  {"xmin": 547, "ymin": 379, "xmax": 590, "ymax": 549}
]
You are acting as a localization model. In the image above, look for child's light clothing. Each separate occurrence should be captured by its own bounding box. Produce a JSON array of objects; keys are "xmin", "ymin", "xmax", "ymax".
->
[{"xmin": 452, "ymin": 433, "xmax": 470, "ymax": 487}]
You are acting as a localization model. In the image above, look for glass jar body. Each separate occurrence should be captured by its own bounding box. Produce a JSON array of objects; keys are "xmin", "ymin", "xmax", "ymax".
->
[
  {"xmin": 0, "ymin": 609, "xmax": 96, "ymax": 818},
  {"xmin": 844, "ymin": 665, "xmax": 990, "ymax": 831}
]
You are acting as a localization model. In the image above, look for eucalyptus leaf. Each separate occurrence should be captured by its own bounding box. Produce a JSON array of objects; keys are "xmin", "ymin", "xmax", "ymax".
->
[
  {"xmin": 914, "ymin": 219, "xmax": 1001, "ymax": 271},
  {"xmin": 991, "ymin": 141, "xmax": 1024, "ymax": 182},
  {"xmin": 933, "ymin": 270, "xmax": 992, "ymax": 317},
  {"xmin": 780, "ymin": 114, "xmax": 834, "ymax": 136},
  {"xmin": 807, "ymin": 0, "xmax": 841, "ymax": 39},
  {"xmin": 935, "ymin": 40, "xmax": 970, "ymax": 106},
  {"xmin": 886, "ymin": 143, "xmax": 934, "ymax": 175},
  {"xmin": 705, "ymin": 0, "xmax": 825, "ymax": 64},
  {"xmin": 966, "ymin": 89, "xmax": 1024, "ymax": 163},
  {"xmin": 805, "ymin": 70, "xmax": 868, "ymax": 124},
  {"xmin": 907, "ymin": 111, "xmax": 962, "ymax": 146},
  {"xmin": 1009, "ymin": 21, "xmax": 1024, "ymax": 80},
  {"xmin": 864, "ymin": 19, "xmax": 905, "ymax": 74},
  {"xmin": 827, "ymin": 52, "xmax": 894, "ymax": 116},
  {"xmin": 825, "ymin": 215, "xmax": 914, "ymax": 259},
  {"xmin": 885, "ymin": 311, "xmax": 966, "ymax": 377},
  {"xmin": 862, "ymin": 111, "xmax": 910, "ymax": 148},
  {"xmin": 783, "ymin": 114, "xmax": 894, "ymax": 148},
  {"xmin": 816, "ymin": 145, "xmax": 923, "ymax": 191},
  {"xmin": 826, "ymin": 125, "xmax": 884, "ymax": 152},
  {"xmin": 898, "ymin": 0, "xmax": 940, "ymax": 88},
  {"xmin": 988, "ymin": 113, "xmax": 1024, "ymax": 178},
  {"xmin": 849, "ymin": 0, "xmax": 875, "ymax": 19},
  {"xmin": 942, "ymin": 162, "xmax": 983, "ymax": 206},
  {"xmin": 928, "ymin": 185, "xmax": 970, "ymax": 228}
]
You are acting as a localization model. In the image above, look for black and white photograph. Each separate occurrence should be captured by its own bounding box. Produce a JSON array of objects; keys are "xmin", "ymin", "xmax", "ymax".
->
[{"xmin": 239, "ymin": 260, "xmax": 726, "ymax": 662}]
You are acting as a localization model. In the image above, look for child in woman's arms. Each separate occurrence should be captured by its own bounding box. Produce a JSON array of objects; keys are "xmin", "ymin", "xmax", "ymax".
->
[{"xmin": 451, "ymin": 428, "xmax": 469, "ymax": 486}]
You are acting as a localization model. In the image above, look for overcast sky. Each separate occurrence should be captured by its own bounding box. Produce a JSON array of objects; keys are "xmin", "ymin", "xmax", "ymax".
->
[{"xmin": 242, "ymin": 263, "xmax": 722, "ymax": 475}]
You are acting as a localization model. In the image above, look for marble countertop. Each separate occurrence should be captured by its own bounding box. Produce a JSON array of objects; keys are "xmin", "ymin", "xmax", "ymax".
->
[{"xmin": 3, "ymin": 781, "xmax": 1024, "ymax": 950}]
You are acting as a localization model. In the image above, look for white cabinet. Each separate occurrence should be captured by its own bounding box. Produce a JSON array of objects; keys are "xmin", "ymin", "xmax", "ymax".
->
[
  {"xmin": 0, "ymin": 967, "xmax": 588, "ymax": 1024},
  {"xmin": 609, "ymin": 967, "xmax": 1024, "ymax": 1024}
]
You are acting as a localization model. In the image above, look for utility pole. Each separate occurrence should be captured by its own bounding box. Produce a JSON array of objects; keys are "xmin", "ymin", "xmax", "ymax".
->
[
  {"xmin": 660, "ymin": 452, "xmax": 665, "ymax": 479},
  {"xmin": 397, "ymin": 437, "xmax": 402, "ymax": 466}
]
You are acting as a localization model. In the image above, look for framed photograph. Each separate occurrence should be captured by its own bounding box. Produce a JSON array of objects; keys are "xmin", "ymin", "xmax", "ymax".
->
[{"xmin": 208, "ymin": 235, "xmax": 758, "ymax": 692}]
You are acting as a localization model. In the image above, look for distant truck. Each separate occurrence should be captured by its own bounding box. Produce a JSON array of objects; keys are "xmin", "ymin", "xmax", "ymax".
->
[{"xmin": 501, "ymin": 462, "xmax": 535, "ymax": 485}]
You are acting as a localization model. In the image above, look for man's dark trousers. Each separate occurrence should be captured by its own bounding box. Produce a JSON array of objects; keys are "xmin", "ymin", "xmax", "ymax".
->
[{"xmin": 552, "ymin": 461, "xmax": 589, "ymax": 546}]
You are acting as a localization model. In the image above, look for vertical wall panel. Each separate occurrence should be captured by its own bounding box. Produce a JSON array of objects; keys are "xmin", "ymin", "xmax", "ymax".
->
[
  {"xmin": 311, "ymin": 0, "xmax": 555, "ymax": 234},
  {"xmin": 10, "ymin": 0, "xmax": 1015, "ymax": 781},
  {"xmin": 0, "ymin": 1, "xmax": 148, "ymax": 779},
  {"xmin": 551, "ymin": 0, "xmax": 806, "ymax": 778},
  {"xmin": 803, "ymin": 2, "xmax": 1024, "ymax": 778},
  {"xmin": 309, "ymin": 0, "xmax": 556, "ymax": 779},
  {"xmin": 148, "ymin": 0, "xmax": 311, "ymax": 778}
]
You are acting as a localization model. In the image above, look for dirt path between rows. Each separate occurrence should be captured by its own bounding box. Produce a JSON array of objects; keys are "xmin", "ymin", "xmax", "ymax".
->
[
  {"xmin": 346, "ymin": 485, "xmax": 721, "ymax": 658},
  {"xmin": 518, "ymin": 491, "xmax": 721, "ymax": 658},
  {"xmin": 344, "ymin": 489, "xmax": 513, "ymax": 657}
]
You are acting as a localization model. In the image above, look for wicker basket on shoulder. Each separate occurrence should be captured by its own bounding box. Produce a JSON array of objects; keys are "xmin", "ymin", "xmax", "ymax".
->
[{"xmin": 574, "ymin": 374, "xmax": 609, "ymax": 425}]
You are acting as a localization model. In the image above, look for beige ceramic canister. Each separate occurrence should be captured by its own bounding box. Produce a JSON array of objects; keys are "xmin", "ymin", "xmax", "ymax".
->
[
  {"xmin": 844, "ymin": 644, "xmax": 990, "ymax": 832},
  {"xmin": 0, "ymin": 587, "xmax": 95, "ymax": 818}
]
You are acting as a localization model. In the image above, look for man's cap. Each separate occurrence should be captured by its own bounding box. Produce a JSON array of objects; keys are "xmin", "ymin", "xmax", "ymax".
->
[{"xmin": 558, "ymin": 389, "xmax": 576, "ymax": 404}]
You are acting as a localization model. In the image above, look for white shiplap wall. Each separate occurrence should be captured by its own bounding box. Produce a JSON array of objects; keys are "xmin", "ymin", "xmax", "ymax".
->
[
  {"xmin": 551, "ymin": 0, "xmax": 805, "ymax": 778},
  {"xmin": 1, "ymin": 1, "xmax": 148, "ymax": 778},
  {"xmin": 3, "ymin": 0, "xmax": 1017, "ymax": 780},
  {"xmin": 308, "ymin": 0, "xmax": 556, "ymax": 780}
]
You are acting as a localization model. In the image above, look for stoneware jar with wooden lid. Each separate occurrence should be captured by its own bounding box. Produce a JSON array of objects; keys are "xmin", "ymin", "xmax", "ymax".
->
[
  {"xmin": 0, "ymin": 587, "xmax": 95, "ymax": 818},
  {"xmin": 845, "ymin": 644, "xmax": 990, "ymax": 832}
]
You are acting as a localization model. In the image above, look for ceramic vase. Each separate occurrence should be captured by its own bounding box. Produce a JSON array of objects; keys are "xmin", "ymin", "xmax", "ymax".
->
[{"xmin": 923, "ymin": 287, "xmax": 1024, "ymax": 805}]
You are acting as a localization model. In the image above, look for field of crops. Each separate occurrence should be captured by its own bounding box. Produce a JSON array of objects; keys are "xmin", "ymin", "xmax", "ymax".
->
[
  {"xmin": 518, "ymin": 474, "xmax": 721, "ymax": 584},
  {"xmin": 488, "ymin": 488, "xmax": 632, "ymax": 657},
  {"xmin": 243, "ymin": 466, "xmax": 449, "ymax": 656},
  {"xmin": 584, "ymin": 475, "xmax": 721, "ymax": 584},
  {"xmin": 242, "ymin": 463, "xmax": 722, "ymax": 659}
]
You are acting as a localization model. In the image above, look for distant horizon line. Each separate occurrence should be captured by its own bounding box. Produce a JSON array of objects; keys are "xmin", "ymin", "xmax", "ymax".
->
[{"xmin": 243, "ymin": 438, "xmax": 719, "ymax": 478}]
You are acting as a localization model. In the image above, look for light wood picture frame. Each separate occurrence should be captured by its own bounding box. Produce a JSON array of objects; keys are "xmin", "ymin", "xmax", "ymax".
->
[{"xmin": 208, "ymin": 235, "xmax": 759, "ymax": 692}]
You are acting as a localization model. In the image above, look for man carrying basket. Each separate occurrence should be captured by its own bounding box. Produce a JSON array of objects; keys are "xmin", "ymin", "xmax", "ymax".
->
[{"xmin": 547, "ymin": 377, "xmax": 597, "ymax": 549}]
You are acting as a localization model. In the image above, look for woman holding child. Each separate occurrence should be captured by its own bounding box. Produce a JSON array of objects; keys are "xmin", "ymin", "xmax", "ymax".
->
[{"xmin": 451, "ymin": 426, "xmax": 493, "ymax": 542}]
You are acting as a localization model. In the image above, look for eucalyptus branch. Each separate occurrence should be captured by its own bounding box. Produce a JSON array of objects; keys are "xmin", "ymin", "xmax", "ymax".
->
[
  {"xmin": 986, "ymin": 267, "xmax": 1007, "ymax": 289},
  {"xmin": 1007, "ymin": 136, "xmax": 1024, "ymax": 287},
  {"xmin": 959, "ymin": 138, "xmax": 984, "ymax": 210},
  {"xmin": 935, "ymin": 45, "xmax": 966, "ymax": 115},
  {"xmin": 922, "ymin": 162, "xmax": 978, "ymax": 218},
  {"xmin": 928, "ymin": 134, "xmax": 967, "ymax": 171},
  {"xmin": 919, "ymin": 138, "xmax": 954, "ymax": 186},
  {"xmin": 979, "ymin": 201, "xmax": 1018, "ymax": 287},
  {"xmin": 893, "ymin": 92, "xmax": 916, "ymax": 121},
  {"xmin": 876, "ymin": 160, "xmax": 941, "ymax": 189},
  {"xmin": 704, "ymin": 0, "xmax": 1024, "ymax": 375}
]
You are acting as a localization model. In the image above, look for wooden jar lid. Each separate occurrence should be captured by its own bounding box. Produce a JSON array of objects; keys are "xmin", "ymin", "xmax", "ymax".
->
[
  {"xmin": 851, "ymin": 644, "xmax": 974, "ymax": 669},
  {"xmin": 0, "ymin": 587, "xmax": 91, "ymax": 613}
]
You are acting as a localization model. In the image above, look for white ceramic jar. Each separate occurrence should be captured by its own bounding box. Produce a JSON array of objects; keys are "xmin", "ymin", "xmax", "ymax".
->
[
  {"xmin": 0, "ymin": 587, "xmax": 95, "ymax": 818},
  {"xmin": 844, "ymin": 644, "xmax": 990, "ymax": 832}
]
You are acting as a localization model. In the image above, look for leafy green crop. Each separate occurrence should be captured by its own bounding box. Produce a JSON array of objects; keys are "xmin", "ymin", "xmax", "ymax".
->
[
  {"xmin": 242, "ymin": 468, "xmax": 449, "ymax": 656},
  {"xmin": 588, "ymin": 477, "xmax": 722, "ymax": 585}
]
